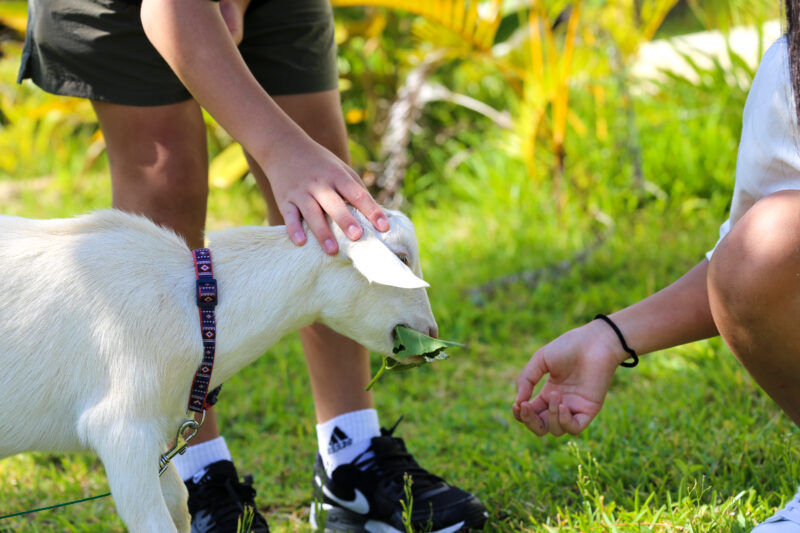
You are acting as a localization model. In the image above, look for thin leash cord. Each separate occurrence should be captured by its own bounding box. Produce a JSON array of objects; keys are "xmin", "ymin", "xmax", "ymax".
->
[{"xmin": 0, "ymin": 492, "xmax": 111, "ymax": 520}]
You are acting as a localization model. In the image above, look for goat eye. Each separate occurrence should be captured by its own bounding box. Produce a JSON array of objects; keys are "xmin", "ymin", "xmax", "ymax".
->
[{"xmin": 397, "ymin": 253, "xmax": 410, "ymax": 266}]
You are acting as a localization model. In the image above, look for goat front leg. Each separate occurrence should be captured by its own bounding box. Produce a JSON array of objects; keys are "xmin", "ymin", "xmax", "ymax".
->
[
  {"xmin": 92, "ymin": 423, "xmax": 179, "ymax": 533},
  {"xmin": 161, "ymin": 463, "xmax": 191, "ymax": 533}
]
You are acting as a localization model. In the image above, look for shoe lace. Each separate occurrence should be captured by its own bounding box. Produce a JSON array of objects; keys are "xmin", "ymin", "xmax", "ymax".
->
[
  {"xmin": 189, "ymin": 474, "xmax": 261, "ymax": 527},
  {"xmin": 351, "ymin": 417, "xmax": 443, "ymax": 492}
]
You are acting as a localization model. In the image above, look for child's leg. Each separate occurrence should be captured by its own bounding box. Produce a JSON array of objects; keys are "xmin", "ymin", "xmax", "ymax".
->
[
  {"xmin": 708, "ymin": 191, "xmax": 800, "ymax": 533},
  {"xmin": 708, "ymin": 189, "xmax": 800, "ymax": 426},
  {"xmin": 91, "ymin": 99, "xmax": 224, "ymax": 446},
  {"xmin": 92, "ymin": 99, "xmax": 208, "ymax": 249},
  {"xmin": 92, "ymin": 99, "xmax": 270, "ymax": 533},
  {"xmin": 709, "ymin": 190, "xmax": 800, "ymax": 532}
]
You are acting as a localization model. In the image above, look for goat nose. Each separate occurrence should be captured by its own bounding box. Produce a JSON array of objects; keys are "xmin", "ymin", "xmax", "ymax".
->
[{"xmin": 428, "ymin": 325, "xmax": 439, "ymax": 339}]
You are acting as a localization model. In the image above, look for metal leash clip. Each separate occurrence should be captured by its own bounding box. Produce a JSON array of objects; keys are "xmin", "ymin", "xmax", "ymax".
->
[{"xmin": 158, "ymin": 412, "xmax": 205, "ymax": 476}]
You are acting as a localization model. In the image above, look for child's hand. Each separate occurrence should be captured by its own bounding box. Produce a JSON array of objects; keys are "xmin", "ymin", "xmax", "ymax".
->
[
  {"xmin": 513, "ymin": 320, "xmax": 625, "ymax": 436},
  {"xmin": 262, "ymin": 133, "xmax": 389, "ymax": 255}
]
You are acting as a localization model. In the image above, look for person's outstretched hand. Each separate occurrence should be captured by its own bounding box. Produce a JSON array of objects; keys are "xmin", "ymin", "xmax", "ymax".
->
[{"xmin": 513, "ymin": 319, "xmax": 626, "ymax": 436}]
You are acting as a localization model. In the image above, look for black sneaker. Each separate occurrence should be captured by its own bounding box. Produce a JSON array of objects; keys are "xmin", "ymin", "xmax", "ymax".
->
[
  {"xmin": 310, "ymin": 424, "xmax": 488, "ymax": 532},
  {"xmin": 185, "ymin": 460, "xmax": 270, "ymax": 533}
]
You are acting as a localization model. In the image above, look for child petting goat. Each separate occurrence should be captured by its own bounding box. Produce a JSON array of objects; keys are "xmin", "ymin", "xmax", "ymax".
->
[{"xmin": 0, "ymin": 208, "xmax": 436, "ymax": 533}]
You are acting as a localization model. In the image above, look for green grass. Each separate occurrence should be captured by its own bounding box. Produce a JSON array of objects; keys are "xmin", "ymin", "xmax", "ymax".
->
[{"xmin": 2, "ymin": 31, "xmax": 799, "ymax": 533}]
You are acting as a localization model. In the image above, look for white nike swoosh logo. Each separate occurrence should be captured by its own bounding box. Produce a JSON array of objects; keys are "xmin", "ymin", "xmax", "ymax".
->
[{"xmin": 321, "ymin": 483, "xmax": 370, "ymax": 514}]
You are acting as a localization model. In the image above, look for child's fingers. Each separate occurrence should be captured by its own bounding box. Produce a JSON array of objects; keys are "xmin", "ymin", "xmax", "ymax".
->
[
  {"xmin": 337, "ymin": 177, "xmax": 390, "ymax": 233},
  {"xmin": 529, "ymin": 392, "xmax": 548, "ymax": 416},
  {"xmin": 558, "ymin": 404, "xmax": 583, "ymax": 435},
  {"xmin": 557, "ymin": 403, "xmax": 594, "ymax": 435},
  {"xmin": 548, "ymin": 392, "xmax": 565, "ymax": 436},
  {"xmin": 518, "ymin": 402, "xmax": 547, "ymax": 436},
  {"xmin": 514, "ymin": 382, "xmax": 533, "ymax": 405},
  {"xmin": 512, "ymin": 402, "xmax": 522, "ymax": 422},
  {"xmin": 283, "ymin": 204, "xmax": 307, "ymax": 246},
  {"xmin": 571, "ymin": 413, "xmax": 593, "ymax": 435},
  {"xmin": 515, "ymin": 352, "xmax": 547, "ymax": 403},
  {"xmin": 296, "ymin": 196, "xmax": 339, "ymax": 255},
  {"xmin": 315, "ymin": 188, "xmax": 363, "ymax": 241}
]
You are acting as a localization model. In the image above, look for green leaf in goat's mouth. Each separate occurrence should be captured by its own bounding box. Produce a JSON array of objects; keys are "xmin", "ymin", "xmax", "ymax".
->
[{"xmin": 365, "ymin": 326, "xmax": 463, "ymax": 390}]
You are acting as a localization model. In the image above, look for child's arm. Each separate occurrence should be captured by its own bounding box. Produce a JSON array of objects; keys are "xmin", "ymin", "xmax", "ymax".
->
[
  {"xmin": 139, "ymin": 0, "xmax": 389, "ymax": 253},
  {"xmin": 513, "ymin": 260, "xmax": 718, "ymax": 436}
]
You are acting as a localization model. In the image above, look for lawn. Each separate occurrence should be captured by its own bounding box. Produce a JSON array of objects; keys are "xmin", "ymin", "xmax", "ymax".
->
[{"xmin": 1, "ymin": 4, "xmax": 798, "ymax": 532}]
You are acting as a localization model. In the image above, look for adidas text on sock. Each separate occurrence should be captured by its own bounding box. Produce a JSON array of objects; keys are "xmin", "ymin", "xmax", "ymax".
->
[{"xmin": 316, "ymin": 409, "xmax": 380, "ymax": 476}]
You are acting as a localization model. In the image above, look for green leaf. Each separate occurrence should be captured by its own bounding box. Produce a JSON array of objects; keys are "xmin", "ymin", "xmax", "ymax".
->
[
  {"xmin": 366, "ymin": 326, "xmax": 462, "ymax": 390},
  {"xmin": 392, "ymin": 325, "xmax": 461, "ymax": 359}
]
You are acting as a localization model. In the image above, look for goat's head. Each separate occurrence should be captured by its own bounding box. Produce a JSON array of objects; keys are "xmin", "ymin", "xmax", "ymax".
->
[{"xmin": 318, "ymin": 208, "xmax": 438, "ymax": 355}]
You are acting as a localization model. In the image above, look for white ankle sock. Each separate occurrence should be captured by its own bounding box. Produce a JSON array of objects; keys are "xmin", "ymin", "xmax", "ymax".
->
[
  {"xmin": 316, "ymin": 409, "xmax": 380, "ymax": 476},
  {"xmin": 172, "ymin": 436, "xmax": 233, "ymax": 481}
]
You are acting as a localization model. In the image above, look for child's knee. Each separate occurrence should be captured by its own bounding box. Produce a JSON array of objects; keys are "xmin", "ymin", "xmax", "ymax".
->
[{"xmin": 709, "ymin": 190, "xmax": 800, "ymax": 319}]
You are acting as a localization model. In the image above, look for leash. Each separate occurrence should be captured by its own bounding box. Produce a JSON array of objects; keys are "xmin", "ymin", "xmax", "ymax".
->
[
  {"xmin": 0, "ymin": 492, "xmax": 112, "ymax": 520},
  {"xmin": 158, "ymin": 247, "xmax": 222, "ymax": 475},
  {"xmin": 2, "ymin": 249, "xmax": 222, "ymax": 520}
]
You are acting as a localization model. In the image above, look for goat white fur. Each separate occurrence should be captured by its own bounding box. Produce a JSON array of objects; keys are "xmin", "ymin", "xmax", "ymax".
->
[{"xmin": 0, "ymin": 208, "xmax": 436, "ymax": 532}]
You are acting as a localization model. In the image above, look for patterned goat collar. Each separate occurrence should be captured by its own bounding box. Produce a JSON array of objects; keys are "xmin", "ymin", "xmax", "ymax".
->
[{"xmin": 189, "ymin": 248, "xmax": 220, "ymax": 413}]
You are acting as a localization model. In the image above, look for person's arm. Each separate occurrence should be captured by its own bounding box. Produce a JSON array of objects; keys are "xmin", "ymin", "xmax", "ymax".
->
[
  {"xmin": 139, "ymin": 0, "xmax": 389, "ymax": 253},
  {"xmin": 513, "ymin": 260, "xmax": 718, "ymax": 436}
]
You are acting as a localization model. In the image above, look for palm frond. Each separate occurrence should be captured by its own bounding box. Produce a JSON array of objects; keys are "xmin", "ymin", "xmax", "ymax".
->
[
  {"xmin": 599, "ymin": 0, "xmax": 680, "ymax": 57},
  {"xmin": 331, "ymin": 0, "xmax": 503, "ymax": 51}
]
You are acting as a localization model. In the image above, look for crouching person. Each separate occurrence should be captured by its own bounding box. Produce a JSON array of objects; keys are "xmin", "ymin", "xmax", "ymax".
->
[{"xmin": 513, "ymin": 7, "xmax": 800, "ymax": 532}]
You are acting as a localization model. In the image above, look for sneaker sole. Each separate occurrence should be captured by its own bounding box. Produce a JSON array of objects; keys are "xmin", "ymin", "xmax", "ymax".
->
[{"xmin": 310, "ymin": 503, "xmax": 468, "ymax": 533}]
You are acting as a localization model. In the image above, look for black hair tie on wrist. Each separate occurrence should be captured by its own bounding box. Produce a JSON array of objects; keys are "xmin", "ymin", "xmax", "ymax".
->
[{"xmin": 594, "ymin": 314, "xmax": 639, "ymax": 368}]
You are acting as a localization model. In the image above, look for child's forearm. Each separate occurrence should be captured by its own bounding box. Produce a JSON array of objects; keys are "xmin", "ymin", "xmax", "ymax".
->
[
  {"xmin": 139, "ymin": 0, "xmax": 307, "ymax": 165},
  {"xmin": 605, "ymin": 260, "xmax": 718, "ymax": 361}
]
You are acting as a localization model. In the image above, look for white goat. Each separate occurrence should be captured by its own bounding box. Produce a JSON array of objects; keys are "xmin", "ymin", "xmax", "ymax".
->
[{"xmin": 0, "ymin": 208, "xmax": 437, "ymax": 532}]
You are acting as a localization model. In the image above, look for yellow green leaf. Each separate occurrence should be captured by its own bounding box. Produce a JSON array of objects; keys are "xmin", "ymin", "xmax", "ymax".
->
[{"xmin": 208, "ymin": 143, "xmax": 249, "ymax": 189}]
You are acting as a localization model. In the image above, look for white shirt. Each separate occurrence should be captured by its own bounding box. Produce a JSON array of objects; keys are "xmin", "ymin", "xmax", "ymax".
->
[{"xmin": 707, "ymin": 36, "xmax": 800, "ymax": 259}]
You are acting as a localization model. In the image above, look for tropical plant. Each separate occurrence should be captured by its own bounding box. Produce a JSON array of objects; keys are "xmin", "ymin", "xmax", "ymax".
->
[
  {"xmin": 329, "ymin": 0, "xmax": 689, "ymax": 205},
  {"xmin": 1, "ymin": 0, "xmax": 762, "ymax": 203},
  {"xmin": 686, "ymin": 0, "xmax": 776, "ymax": 33},
  {"xmin": 0, "ymin": 1, "xmax": 27, "ymax": 35},
  {"xmin": 332, "ymin": 0, "xmax": 582, "ymax": 197}
]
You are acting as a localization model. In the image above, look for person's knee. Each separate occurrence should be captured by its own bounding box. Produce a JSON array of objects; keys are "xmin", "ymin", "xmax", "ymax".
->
[
  {"xmin": 140, "ymin": 149, "xmax": 208, "ymax": 202},
  {"xmin": 99, "ymin": 104, "xmax": 209, "ymax": 206},
  {"xmin": 111, "ymin": 146, "xmax": 208, "ymax": 222},
  {"xmin": 708, "ymin": 190, "xmax": 800, "ymax": 321},
  {"xmin": 97, "ymin": 101, "xmax": 206, "ymax": 177}
]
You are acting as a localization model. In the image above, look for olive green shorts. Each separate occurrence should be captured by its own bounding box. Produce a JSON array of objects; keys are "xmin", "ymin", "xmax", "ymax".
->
[{"xmin": 18, "ymin": 0, "xmax": 339, "ymax": 106}]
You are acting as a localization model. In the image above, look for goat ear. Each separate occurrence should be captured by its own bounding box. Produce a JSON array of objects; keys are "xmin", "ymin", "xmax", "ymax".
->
[{"xmin": 343, "ymin": 236, "xmax": 429, "ymax": 289}]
